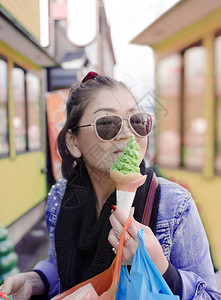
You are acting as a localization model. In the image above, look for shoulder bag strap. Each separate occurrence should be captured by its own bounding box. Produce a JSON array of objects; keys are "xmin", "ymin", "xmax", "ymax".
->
[{"xmin": 141, "ymin": 172, "xmax": 159, "ymax": 226}]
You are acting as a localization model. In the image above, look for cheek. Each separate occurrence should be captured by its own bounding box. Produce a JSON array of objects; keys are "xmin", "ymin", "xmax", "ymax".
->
[{"xmin": 81, "ymin": 137, "xmax": 113, "ymax": 166}]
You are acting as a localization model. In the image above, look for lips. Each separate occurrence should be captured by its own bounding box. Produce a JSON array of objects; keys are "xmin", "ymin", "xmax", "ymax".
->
[
  {"xmin": 113, "ymin": 150, "xmax": 123, "ymax": 155},
  {"xmin": 113, "ymin": 146, "xmax": 125, "ymax": 153}
]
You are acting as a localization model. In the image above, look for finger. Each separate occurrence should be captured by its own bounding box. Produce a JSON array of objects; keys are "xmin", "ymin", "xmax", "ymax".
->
[
  {"xmin": 108, "ymin": 228, "xmax": 118, "ymax": 247},
  {"xmin": 111, "ymin": 207, "xmax": 138, "ymax": 241},
  {"xmin": 108, "ymin": 227, "xmax": 132, "ymax": 248},
  {"xmin": 108, "ymin": 229, "xmax": 121, "ymax": 255},
  {"xmin": 126, "ymin": 220, "xmax": 138, "ymax": 241},
  {"xmin": 111, "ymin": 206, "xmax": 128, "ymax": 226},
  {"xmin": 0, "ymin": 280, "xmax": 13, "ymax": 295},
  {"xmin": 109, "ymin": 212, "xmax": 124, "ymax": 240},
  {"xmin": 128, "ymin": 209, "xmax": 144, "ymax": 229},
  {"xmin": 121, "ymin": 234, "xmax": 139, "ymax": 265}
]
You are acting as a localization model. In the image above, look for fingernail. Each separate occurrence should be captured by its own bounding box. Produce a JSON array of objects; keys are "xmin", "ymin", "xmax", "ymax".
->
[{"xmin": 111, "ymin": 205, "xmax": 117, "ymax": 211}]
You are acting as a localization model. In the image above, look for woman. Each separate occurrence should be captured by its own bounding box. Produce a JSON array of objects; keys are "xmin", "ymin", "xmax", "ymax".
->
[{"xmin": 0, "ymin": 72, "xmax": 220, "ymax": 300}]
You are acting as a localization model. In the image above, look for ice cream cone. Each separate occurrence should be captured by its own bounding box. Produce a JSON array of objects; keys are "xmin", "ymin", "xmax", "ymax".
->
[
  {"xmin": 110, "ymin": 135, "xmax": 147, "ymax": 217},
  {"xmin": 110, "ymin": 170, "xmax": 146, "ymax": 217},
  {"xmin": 116, "ymin": 190, "xmax": 135, "ymax": 218},
  {"xmin": 110, "ymin": 170, "xmax": 146, "ymax": 192}
]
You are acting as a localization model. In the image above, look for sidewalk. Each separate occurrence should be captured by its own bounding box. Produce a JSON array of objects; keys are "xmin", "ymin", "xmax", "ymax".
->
[{"xmin": 14, "ymin": 216, "xmax": 49, "ymax": 272}]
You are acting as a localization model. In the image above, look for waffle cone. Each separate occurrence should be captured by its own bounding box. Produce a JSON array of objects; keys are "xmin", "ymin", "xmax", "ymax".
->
[
  {"xmin": 116, "ymin": 190, "xmax": 135, "ymax": 217},
  {"xmin": 110, "ymin": 170, "xmax": 147, "ymax": 192}
]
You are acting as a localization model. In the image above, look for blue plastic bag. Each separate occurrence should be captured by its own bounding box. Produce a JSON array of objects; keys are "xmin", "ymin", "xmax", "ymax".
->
[{"xmin": 115, "ymin": 228, "xmax": 180, "ymax": 300}]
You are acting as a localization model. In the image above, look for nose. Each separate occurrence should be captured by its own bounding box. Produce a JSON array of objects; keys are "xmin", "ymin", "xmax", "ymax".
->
[{"xmin": 115, "ymin": 118, "xmax": 132, "ymax": 141}]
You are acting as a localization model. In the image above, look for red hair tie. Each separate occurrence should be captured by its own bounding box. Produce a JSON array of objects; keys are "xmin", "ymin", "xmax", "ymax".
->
[{"xmin": 81, "ymin": 71, "xmax": 98, "ymax": 83}]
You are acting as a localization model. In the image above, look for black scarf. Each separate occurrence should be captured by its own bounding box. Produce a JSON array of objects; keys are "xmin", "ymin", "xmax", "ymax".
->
[{"xmin": 55, "ymin": 161, "xmax": 161, "ymax": 292}]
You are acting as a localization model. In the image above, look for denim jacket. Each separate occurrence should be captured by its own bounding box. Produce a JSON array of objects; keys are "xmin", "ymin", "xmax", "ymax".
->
[{"xmin": 34, "ymin": 177, "xmax": 221, "ymax": 299}]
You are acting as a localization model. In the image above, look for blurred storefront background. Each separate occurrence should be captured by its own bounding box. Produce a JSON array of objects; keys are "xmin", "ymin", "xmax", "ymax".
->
[
  {"xmin": 0, "ymin": 0, "xmax": 115, "ymax": 276},
  {"xmin": 132, "ymin": 0, "xmax": 221, "ymax": 273}
]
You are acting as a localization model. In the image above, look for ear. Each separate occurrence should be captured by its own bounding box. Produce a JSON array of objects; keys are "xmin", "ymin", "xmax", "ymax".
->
[{"xmin": 65, "ymin": 130, "xmax": 82, "ymax": 158}]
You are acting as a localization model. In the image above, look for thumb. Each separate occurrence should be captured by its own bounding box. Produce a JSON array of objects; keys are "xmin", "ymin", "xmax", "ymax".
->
[
  {"xmin": 129, "ymin": 207, "xmax": 141, "ymax": 227},
  {"xmin": 128, "ymin": 207, "xmax": 150, "ymax": 231},
  {"xmin": 129, "ymin": 207, "xmax": 135, "ymax": 218},
  {"xmin": 129, "ymin": 207, "xmax": 141, "ymax": 226}
]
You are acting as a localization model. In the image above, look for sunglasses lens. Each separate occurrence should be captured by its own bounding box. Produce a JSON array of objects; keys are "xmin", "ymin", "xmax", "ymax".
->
[
  {"xmin": 130, "ymin": 113, "xmax": 152, "ymax": 136},
  {"xmin": 96, "ymin": 115, "xmax": 122, "ymax": 140}
]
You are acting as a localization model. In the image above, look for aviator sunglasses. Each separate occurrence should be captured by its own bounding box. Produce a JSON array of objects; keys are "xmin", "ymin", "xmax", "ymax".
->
[{"xmin": 73, "ymin": 112, "xmax": 153, "ymax": 141}]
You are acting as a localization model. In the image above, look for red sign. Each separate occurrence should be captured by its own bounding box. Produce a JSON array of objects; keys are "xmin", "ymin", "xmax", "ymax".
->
[{"xmin": 46, "ymin": 91, "xmax": 67, "ymax": 181}]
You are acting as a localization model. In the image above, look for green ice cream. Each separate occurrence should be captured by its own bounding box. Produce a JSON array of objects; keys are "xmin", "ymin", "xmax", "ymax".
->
[{"xmin": 110, "ymin": 135, "xmax": 140, "ymax": 175}]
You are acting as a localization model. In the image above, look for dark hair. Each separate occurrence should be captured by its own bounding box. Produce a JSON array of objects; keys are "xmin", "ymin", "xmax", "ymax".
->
[{"xmin": 57, "ymin": 74, "xmax": 131, "ymax": 180}]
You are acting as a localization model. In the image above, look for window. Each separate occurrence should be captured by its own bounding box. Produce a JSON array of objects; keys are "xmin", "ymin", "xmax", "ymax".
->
[
  {"xmin": 183, "ymin": 46, "xmax": 206, "ymax": 170},
  {"xmin": 0, "ymin": 57, "xmax": 9, "ymax": 156},
  {"xmin": 156, "ymin": 54, "xmax": 182, "ymax": 167},
  {"xmin": 12, "ymin": 66, "xmax": 26, "ymax": 152},
  {"xmin": 215, "ymin": 35, "xmax": 221, "ymax": 173},
  {"xmin": 27, "ymin": 72, "xmax": 41, "ymax": 150},
  {"xmin": 156, "ymin": 44, "xmax": 206, "ymax": 171},
  {"xmin": 12, "ymin": 66, "xmax": 41, "ymax": 153}
]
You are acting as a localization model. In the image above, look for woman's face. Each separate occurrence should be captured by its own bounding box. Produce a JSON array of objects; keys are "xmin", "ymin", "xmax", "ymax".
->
[{"xmin": 72, "ymin": 87, "xmax": 148, "ymax": 177}]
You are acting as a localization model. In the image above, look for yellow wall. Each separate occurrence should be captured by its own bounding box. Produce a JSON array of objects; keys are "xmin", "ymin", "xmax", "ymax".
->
[
  {"xmin": 153, "ymin": 8, "xmax": 221, "ymax": 269},
  {"xmin": 160, "ymin": 168, "xmax": 221, "ymax": 270},
  {"xmin": 0, "ymin": 152, "xmax": 47, "ymax": 227},
  {"xmin": 0, "ymin": 42, "xmax": 47, "ymax": 227},
  {"xmin": 0, "ymin": 0, "xmax": 40, "ymax": 41}
]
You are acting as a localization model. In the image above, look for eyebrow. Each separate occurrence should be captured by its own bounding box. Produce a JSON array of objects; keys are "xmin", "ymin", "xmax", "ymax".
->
[{"xmin": 93, "ymin": 107, "xmax": 137, "ymax": 114}]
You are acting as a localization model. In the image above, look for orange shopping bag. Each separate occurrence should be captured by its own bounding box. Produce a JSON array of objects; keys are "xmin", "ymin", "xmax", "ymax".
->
[{"xmin": 52, "ymin": 218, "xmax": 133, "ymax": 300}]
